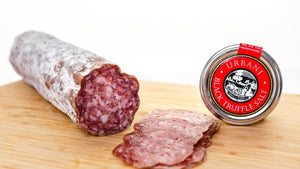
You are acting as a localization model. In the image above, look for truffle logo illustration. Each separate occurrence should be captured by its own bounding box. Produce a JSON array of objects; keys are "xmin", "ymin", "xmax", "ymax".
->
[{"xmin": 224, "ymin": 69, "xmax": 258, "ymax": 103}]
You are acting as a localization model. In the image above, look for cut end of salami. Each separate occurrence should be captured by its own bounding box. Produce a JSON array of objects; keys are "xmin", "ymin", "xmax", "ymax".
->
[{"xmin": 76, "ymin": 64, "xmax": 139, "ymax": 136}]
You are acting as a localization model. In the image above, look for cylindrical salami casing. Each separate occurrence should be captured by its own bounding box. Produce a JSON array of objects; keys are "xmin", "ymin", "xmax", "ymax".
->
[{"xmin": 10, "ymin": 31, "xmax": 140, "ymax": 136}]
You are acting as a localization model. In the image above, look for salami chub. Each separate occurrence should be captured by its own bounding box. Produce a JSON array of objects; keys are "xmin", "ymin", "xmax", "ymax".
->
[{"xmin": 9, "ymin": 31, "xmax": 140, "ymax": 136}]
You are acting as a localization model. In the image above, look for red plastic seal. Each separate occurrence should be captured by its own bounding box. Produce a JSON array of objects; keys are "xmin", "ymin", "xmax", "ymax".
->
[
  {"xmin": 210, "ymin": 54, "xmax": 272, "ymax": 116},
  {"xmin": 237, "ymin": 43, "xmax": 263, "ymax": 59}
]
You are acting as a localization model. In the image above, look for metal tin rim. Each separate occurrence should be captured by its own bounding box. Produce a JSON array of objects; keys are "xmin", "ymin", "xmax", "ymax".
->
[{"xmin": 200, "ymin": 44, "xmax": 282, "ymax": 125}]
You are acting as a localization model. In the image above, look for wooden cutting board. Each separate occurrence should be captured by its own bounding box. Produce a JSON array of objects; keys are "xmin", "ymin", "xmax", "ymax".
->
[{"xmin": 0, "ymin": 80, "xmax": 299, "ymax": 169}]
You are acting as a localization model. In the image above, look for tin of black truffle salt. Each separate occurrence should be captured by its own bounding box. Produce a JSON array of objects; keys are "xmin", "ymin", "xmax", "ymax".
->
[{"xmin": 200, "ymin": 43, "xmax": 282, "ymax": 125}]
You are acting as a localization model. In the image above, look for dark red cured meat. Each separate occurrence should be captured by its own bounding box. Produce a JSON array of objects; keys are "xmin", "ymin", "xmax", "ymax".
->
[
  {"xmin": 9, "ymin": 31, "xmax": 140, "ymax": 136},
  {"xmin": 113, "ymin": 129, "xmax": 194, "ymax": 168},
  {"xmin": 76, "ymin": 64, "xmax": 139, "ymax": 135}
]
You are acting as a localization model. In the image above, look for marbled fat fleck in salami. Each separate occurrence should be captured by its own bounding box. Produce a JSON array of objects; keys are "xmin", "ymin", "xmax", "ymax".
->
[{"xmin": 9, "ymin": 31, "xmax": 140, "ymax": 136}]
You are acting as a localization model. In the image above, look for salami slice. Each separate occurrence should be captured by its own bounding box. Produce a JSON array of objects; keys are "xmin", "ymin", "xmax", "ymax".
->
[
  {"xmin": 134, "ymin": 118, "xmax": 204, "ymax": 144},
  {"xmin": 140, "ymin": 109, "xmax": 216, "ymax": 133},
  {"xmin": 196, "ymin": 118, "xmax": 220, "ymax": 148},
  {"xmin": 153, "ymin": 145, "xmax": 206, "ymax": 169},
  {"xmin": 113, "ymin": 109, "xmax": 219, "ymax": 169},
  {"xmin": 113, "ymin": 129, "xmax": 194, "ymax": 168},
  {"xmin": 9, "ymin": 31, "xmax": 140, "ymax": 136},
  {"xmin": 152, "ymin": 118, "xmax": 219, "ymax": 169}
]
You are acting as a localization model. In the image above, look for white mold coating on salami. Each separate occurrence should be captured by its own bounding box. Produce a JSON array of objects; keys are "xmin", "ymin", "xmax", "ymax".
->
[{"xmin": 9, "ymin": 31, "xmax": 140, "ymax": 136}]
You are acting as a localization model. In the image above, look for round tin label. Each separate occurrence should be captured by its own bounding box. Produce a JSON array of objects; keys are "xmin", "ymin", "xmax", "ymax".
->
[{"xmin": 209, "ymin": 55, "xmax": 273, "ymax": 116}]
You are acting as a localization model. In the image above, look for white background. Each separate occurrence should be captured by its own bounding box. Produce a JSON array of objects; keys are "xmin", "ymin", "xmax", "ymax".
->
[{"xmin": 0, "ymin": 0, "xmax": 299, "ymax": 94}]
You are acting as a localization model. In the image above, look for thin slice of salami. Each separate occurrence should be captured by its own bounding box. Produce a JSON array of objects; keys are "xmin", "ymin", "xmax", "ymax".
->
[
  {"xmin": 153, "ymin": 145, "xmax": 206, "ymax": 169},
  {"xmin": 152, "ymin": 118, "xmax": 219, "ymax": 169},
  {"xmin": 134, "ymin": 118, "xmax": 204, "ymax": 144},
  {"xmin": 140, "ymin": 109, "xmax": 216, "ymax": 133},
  {"xmin": 113, "ymin": 129, "xmax": 194, "ymax": 168},
  {"xmin": 113, "ymin": 109, "xmax": 219, "ymax": 169},
  {"xmin": 9, "ymin": 31, "xmax": 140, "ymax": 136}
]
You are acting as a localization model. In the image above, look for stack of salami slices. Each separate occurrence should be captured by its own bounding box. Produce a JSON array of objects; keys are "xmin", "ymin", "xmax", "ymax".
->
[{"xmin": 113, "ymin": 109, "xmax": 220, "ymax": 169}]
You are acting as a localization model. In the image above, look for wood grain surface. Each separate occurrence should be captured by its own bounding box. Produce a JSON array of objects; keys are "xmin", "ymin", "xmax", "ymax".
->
[{"xmin": 0, "ymin": 80, "xmax": 299, "ymax": 169}]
